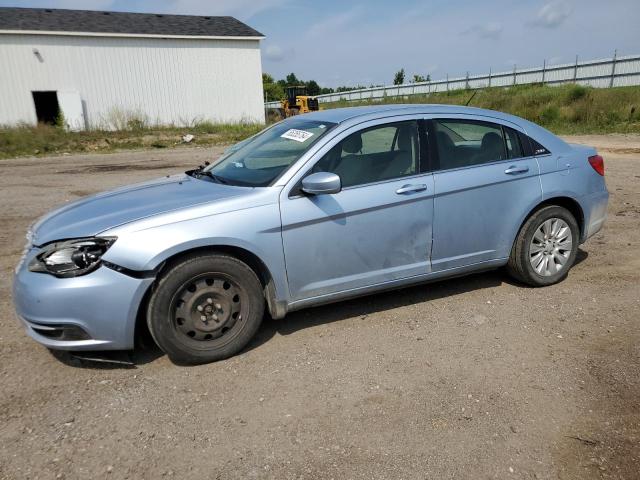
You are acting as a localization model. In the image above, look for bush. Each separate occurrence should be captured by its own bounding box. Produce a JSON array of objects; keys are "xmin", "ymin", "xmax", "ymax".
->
[
  {"xmin": 566, "ymin": 84, "xmax": 588, "ymax": 102},
  {"xmin": 539, "ymin": 105, "xmax": 560, "ymax": 124}
]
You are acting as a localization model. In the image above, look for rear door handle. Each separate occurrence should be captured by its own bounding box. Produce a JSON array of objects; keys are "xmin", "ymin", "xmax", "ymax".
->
[
  {"xmin": 396, "ymin": 184, "xmax": 427, "ymax": 195},
  {"xmin": 504, "ymin": 165, "xmax": 529, "ymax": 175}
]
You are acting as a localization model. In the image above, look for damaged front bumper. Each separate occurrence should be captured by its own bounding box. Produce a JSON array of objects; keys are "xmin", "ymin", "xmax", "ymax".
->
[{"xmin": 13, "ymin": 248, "xmax": 153, "ymax": 351}]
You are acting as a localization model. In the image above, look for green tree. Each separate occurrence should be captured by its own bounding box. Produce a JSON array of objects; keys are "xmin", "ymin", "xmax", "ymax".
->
[
  {"xmin": 412, "ymin": 74, "xmax": 426, "ymax": 83},
  {"xmin": 306, "ymin": 80, "xmax": 321, "ymax": 96},
  {"xmin": 285, "ymin": 72, "xmax": 300, "ymax": 86},
  {"xmin": 262, "ymin": 72, "xmax": 285, "ymax": 101},
  {"xmin": 393, "ymin": 68, "xmax": 405, "ymax": 85}
]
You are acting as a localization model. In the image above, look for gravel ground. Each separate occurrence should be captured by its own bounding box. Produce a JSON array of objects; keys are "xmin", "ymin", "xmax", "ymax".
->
[{"xmin": 0, "ymin": 136, "xmax": 638, "ymax": 480}]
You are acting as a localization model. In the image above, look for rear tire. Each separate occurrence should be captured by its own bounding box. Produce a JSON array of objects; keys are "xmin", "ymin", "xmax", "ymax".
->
[
  {"xmin": 147, "ymin": 254, "xmax": 264, "ymax": 364},
  {"xmin": 507, "ymin": 205, "xmax": 579, "ymax": 287}
]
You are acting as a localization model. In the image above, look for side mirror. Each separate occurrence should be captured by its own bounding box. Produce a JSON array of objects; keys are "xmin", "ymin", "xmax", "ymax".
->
[{"xmin": 301, "ymin": 172, "xmax": 342, "ymax": 195}]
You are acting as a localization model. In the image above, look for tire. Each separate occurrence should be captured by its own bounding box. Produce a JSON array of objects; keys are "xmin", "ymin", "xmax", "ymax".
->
[
  {"xmin": 507, "ymin": 205, "xmax": 579, "ymax": 287},
  {"xmin": 147, "ymin": 254, "xmax": 265, "ymax": 364}
]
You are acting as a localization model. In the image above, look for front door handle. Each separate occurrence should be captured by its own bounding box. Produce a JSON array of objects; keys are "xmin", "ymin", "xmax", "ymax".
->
[
  {"xmin": 396, "ymin": 184, "xmax": 427, "ymax": 195},
  {"xmin": 504, "ymin": 165, "xmax": 529, "ymax": 175}
]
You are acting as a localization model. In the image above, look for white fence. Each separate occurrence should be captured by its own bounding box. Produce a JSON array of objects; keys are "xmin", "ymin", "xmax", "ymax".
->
[{"xmin": 265, "ymin": 53, "xmax": 640, "ymax": 108}]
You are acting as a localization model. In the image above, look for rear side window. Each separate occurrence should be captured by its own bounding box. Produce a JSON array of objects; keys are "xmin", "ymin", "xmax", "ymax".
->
[
  {"xmin": 433, "ymin": 119, "xmax": 506, "ymax": 169},
  {"xmin": 530, "ymin": 138, "xmax": 551, "ymax": 156}
]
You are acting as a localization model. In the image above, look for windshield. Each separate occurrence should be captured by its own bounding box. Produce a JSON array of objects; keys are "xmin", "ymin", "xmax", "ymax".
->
[{"xmin": 203, "ymin": 119, "xmax": 336, "ymax": 187}]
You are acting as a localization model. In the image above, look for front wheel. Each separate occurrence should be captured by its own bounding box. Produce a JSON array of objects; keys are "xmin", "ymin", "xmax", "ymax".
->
[
  {"xmin": 147, "ymin": 254, "xmax": 265, "ymax": 364},
  {"xmin": 507, "ymin": 205, "xmax": 579, "ymax": 287}
]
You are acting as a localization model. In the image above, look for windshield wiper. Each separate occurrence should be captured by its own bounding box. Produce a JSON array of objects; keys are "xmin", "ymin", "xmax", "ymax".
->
[
  {"xmin": 186, "ymin": 161, "xmax": 230, "ymax": 185},
  {"xmin": 186, "ymin": 161, "xmax": 209, "ymax": 178},
  {"xmin": 198, "ymin": 170, "xmax": 230, "ymax": 185}
]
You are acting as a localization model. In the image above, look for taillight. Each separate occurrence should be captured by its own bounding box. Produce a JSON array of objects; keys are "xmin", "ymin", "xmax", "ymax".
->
[{"xmin": 588, "ymin": 155, "xmax": 604, "ymax": 176}]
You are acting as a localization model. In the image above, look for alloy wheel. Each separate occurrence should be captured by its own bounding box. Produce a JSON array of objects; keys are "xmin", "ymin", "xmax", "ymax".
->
[{"xmin": 529, "ymin": 217, "xmax": 573, "ymax": 276}]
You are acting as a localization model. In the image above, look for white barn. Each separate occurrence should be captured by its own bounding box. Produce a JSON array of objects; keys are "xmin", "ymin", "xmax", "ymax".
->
[{"xmin": 0, "ymin": 7, "xmax": 265, "ymax": 130}]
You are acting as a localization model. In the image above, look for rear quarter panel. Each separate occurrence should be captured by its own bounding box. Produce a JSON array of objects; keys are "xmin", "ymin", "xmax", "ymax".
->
[{"xmin": 537, "ymin": 144, "xmax": 608, "ymax": 242}]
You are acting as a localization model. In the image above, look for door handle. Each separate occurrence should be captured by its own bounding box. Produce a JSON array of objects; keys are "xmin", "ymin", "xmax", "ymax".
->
[
  {"xmin": 504, "ymin": 165, "xmax": 529, "ymax": 175},
  {"xmin": 395, "ymin": 184, "xmax": 427, "ymax": 195}
]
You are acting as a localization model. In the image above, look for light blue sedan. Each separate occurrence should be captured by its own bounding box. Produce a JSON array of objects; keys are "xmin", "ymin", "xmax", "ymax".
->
[{"xmin": 14, "ymin": 105, "xmax": 609, "ymax": 363}]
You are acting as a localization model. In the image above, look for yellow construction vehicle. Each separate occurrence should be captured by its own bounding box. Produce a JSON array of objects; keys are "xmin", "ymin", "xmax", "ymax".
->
[{"xmin": 279, "ymin": 85, "xmax": 320, "ymax": 118}]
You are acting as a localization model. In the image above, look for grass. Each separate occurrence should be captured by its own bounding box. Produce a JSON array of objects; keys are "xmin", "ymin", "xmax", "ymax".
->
[
  {"xmin": 322, "ymin": 84, "xmax": 640, "ymax": 135},
  {"xmin": 1, "ymin": 84, "xmax": 639, "ymax": 159},
  {"xmin": 0, "ymin": 122, "xmax": 263, "ymax": 160}
]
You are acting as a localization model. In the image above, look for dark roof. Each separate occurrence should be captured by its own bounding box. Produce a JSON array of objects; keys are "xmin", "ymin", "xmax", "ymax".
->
[{"xmin": 0, "ymin": 7, "xmax": 263, "ymax": 38}]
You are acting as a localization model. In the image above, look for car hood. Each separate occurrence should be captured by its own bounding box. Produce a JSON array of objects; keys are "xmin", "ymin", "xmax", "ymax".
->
[{"xmin": 31, "ymin": 174, "xmax": 249, "ymax": 245}]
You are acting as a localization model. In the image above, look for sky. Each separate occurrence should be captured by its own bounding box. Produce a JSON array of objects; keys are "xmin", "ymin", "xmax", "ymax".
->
[{"xmin": 1, "ymin": 0, "xmax": 639, "ymax": 87}]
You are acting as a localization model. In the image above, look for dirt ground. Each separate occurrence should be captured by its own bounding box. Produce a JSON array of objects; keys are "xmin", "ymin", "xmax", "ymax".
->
[{"xmin": 0, "ymin": 135, "xmax": 638, "ymax": 479}]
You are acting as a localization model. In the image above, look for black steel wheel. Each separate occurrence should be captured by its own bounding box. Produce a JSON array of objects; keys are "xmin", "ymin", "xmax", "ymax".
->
[{"xmin": 147, "ymin": 254, "xmax": 264, "ymax": 364}]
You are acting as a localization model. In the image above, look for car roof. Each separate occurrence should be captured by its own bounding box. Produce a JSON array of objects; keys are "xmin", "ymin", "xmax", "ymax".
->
[
  {"xmin": 298, "ymin": 104, "xmax": 515, "ymax": 123},
  {"xmin": 295, "ymin": 104, "xmax": 569, "ymax": 152}
]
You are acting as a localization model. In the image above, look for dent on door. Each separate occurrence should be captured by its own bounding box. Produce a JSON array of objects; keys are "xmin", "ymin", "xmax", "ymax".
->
[{"xmin": 280, "ymin": 177, "xmax": 434, "ymax": 301}]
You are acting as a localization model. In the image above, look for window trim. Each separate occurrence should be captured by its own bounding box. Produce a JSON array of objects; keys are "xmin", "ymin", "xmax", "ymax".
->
[
  {"xmin": 517, "ymin": 130, "xmax": 534, "ymax": 157},
  {"xmin": 428, "ymin": 117, "xmax": 545, "ymax": 173},
  {"xmin": 501, "ymin": 125, "xmax": 526, "ymax": 160}
]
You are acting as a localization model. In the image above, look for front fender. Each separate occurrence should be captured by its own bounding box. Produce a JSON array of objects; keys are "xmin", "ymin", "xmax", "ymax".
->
[{"xmin": 100, "ymin": 204, "xmax": 290, "ymax": 304}]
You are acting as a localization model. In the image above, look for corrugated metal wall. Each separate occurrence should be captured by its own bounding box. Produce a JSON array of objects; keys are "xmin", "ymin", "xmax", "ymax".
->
[
  {"xmin": 265, "ymin": 54, "xmax": 640, "ymax": 107},
  {"xmin": 0, "ymin": 33, "xmax": 265, "ymax": 128}
]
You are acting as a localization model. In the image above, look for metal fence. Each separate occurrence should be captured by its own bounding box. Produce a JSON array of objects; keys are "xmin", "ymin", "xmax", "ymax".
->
[{"xmin": 265, "ymin": 53, "xmax": 640, "ymax": 108}]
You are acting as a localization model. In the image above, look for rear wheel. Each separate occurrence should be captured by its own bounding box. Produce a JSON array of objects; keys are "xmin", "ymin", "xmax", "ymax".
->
[
  {"xmin": 507, "ymin": 205, "xmax": 579, "ymax": 287},
  {"xmin": 147, "ymin": 254, "xmax": 264, "ymax": 364}
]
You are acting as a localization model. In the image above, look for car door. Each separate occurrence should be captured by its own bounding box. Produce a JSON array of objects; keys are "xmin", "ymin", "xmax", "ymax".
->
[
  {"xmin": 429, "ymin": 116, "xmax": 542, "ymax": 271},
  {"xmin": 279, "ymin": 118, "xmax": 434, "ymax": 302}
]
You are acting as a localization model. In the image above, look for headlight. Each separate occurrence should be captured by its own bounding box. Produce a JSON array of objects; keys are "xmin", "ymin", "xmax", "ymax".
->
[{"xmin": 29, "ymin": 237, "xmax": 116, "ymax": 278}]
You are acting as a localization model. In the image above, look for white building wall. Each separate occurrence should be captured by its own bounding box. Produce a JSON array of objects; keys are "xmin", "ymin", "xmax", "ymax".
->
[{"xmin": 0, "ymin": 33, "xmax": 265, "ymax": 127}]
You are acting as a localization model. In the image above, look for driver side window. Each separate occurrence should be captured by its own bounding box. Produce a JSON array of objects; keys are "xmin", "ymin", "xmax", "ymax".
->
[{"xmin": 314, "ymin": 121, "xmax": 419, "ymax": 188}]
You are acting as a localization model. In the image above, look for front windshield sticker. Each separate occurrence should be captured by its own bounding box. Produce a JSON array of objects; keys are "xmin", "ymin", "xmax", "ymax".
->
[{"xmin": 281, "ymin": 129, "xmax": 314, "ymax": 143}]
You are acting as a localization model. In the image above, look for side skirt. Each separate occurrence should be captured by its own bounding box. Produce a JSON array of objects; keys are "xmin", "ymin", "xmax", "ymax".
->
[{"xmin": 285, "ymin": 258, "xmax": 508, "ymax": 314}]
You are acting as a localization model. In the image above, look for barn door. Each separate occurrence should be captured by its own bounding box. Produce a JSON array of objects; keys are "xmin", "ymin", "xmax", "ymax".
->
[{"xmin": 56, "ymin": 91, "xmax": 86, "ymax": 131}]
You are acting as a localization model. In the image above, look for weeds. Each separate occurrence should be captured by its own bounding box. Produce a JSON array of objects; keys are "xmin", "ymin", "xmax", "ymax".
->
[
  {"xmin": 322, "ymin": 84, "xmax": 640, "ymax": 134},
  {"xmin": 0, "ymin": 122, "xmax": 262, "ymax": 159},
  {"xmin": 2, "ymin": 84, "xmax": 638, "ymax": 160}
]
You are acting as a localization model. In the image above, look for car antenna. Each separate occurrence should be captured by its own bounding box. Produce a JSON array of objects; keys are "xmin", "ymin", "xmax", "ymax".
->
[{"xmin": 465, "ymin": 90, "xmax": 477, "ymax": 106}]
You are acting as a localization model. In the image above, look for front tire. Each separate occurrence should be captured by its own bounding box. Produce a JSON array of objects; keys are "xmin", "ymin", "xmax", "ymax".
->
[
  {"xmin": 507, "ymin": 205, "xmax": 579, "ymax": 287},
  {"xmin": 147, "ymin": 254, "xmax": 264, "ymax": 364}
]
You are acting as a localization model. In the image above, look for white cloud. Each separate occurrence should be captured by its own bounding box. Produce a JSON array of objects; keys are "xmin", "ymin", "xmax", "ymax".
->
[
  {"xmin": 530, "ymin": 1, "xmax": 572, "ymax": 28},
  {"xmin": 263, "ymin": 44, "xmax": 285, "ymax": 62},
  {"xmin": 306, "ymin": 7, "xmax": 362, "ymax": 38},
  {"xmin": 463, "ymin": 22, "xmax": 503, "ymax": 39}
]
